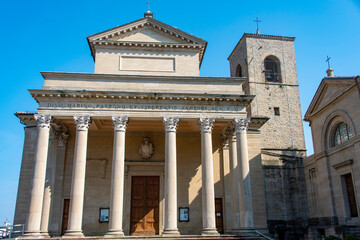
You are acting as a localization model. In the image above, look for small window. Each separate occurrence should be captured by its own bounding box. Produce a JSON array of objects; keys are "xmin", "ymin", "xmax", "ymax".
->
[
  {"xmin": 236, "ymin": 64, "xmax": 242, "ymax": 77},
  {"xmin": 334, "ymin": 122, "xmax": 353, "ymax": 146},
  {"xmin": 274, "ymin": 107, "xmax": 280, "ymax": 116},
  {"xmin": 264, "ymin": 56, "xmax": 281, "ymax": 82}
]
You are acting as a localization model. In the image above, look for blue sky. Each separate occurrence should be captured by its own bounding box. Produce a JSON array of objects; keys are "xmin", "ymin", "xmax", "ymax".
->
[{"xmin": 1, "ymin": 0, "xmax": 359, "ymax": 225}]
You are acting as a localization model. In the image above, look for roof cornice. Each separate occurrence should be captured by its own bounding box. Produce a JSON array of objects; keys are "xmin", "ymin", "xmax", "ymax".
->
[
  {"xmin": 29, "ymin": 89, "xmax": 255, "ymax": 106},
  {"xmin": 40, "ymin": 71, "xmax": 245, "ymax": 83},
  {"xmin": 228, "ymin": 33, "xmax": 295, "ymax": 60}
]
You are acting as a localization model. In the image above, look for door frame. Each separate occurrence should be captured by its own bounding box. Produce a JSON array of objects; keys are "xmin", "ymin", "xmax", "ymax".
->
[{"xmin": 123, "ymin": 161, "xmax": 164, "ymax": 235}]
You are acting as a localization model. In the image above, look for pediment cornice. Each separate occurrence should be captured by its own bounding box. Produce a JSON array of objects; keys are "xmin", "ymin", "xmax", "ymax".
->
[{"xmin": 304, "ymin": 77, "xmax": 357, "ymax": 121}]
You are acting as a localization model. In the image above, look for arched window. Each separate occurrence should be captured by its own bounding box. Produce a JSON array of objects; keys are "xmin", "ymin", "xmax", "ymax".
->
[
  {"xmin": 236, "ymin": 64, "xmax": 242, "ymax": 77},
  {"xmin": 264, "ymin": 56, "xmax": 281, "ymax": 82},
  {"xmin": 334, "ymin": 122, "xmax": 354, "ymax": 146}
]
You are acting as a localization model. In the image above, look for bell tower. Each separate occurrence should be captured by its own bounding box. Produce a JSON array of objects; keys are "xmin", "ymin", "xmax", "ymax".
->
[
  {"xmin": 228, "ymin": 33, "xmax": 305, "ymax": 150},
  {"xmin": 228, "ymin": 33, "xmax": 308, "ymax": 238}
]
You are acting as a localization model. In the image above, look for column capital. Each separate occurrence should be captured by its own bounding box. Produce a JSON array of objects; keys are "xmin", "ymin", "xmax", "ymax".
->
[
  {"xmin": 34, "ymin": 114, "xmax": 51, "ymax": 129},
  {"xmin": 226, "ymin": 127, "xmax": 236, "ymax": 142},
  {"xmin": 233, "ymin": 118, "xmax": 250, "ymax": 133},
  {"xmin": 74, "ymin": 116, "xmax": 91, "ymax": 131},
  {"xmin": 198, "ymin": 118, "xmax": 215, "ymax": 133},
  {"xmin": 112, "ymin": 116, "xmax": 128, "ymax": 132},
  {"xmin": 163, "ymin": 117, "xmax": 179, "ymax": 132}
]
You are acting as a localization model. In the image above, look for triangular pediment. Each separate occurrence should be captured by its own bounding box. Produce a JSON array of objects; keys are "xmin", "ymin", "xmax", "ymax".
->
[
  {"xmin": 87, "ymin": 16, "xmax": 207, "ymax": 65},
  {"xmin": 107, "ymin": 27, "xmax": 187, "ymax": 44},
  {"xmin": 305, "ymin": 78, "xmax": 355, "ymax": 120},
  {"xmin": 88, "ymin": 17, "xmax": 206, "ymax": 45}
]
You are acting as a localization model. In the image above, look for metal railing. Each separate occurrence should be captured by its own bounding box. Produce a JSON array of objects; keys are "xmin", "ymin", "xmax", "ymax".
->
[
  {"xmin": 0, "ymin": 224, "xmax": 24, "ymax": 239},
  {"xmin": 255, "ymin": 229, "xmax": 275, "ymax": 240}
]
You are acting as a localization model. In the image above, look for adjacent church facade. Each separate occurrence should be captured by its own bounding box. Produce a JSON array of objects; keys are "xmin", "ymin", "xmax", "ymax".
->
[
  {"xmin": 304, "ymin": 71, "xmax": 360, "ymax": 239},
  {"xmin": 14, "ymin": 12, "xmax": 308, "ymax": 239}
]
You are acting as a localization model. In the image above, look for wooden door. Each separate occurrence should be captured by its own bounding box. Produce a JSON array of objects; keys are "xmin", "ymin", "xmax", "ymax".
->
[
  {"xmin": 61, "ymin": 199, "xmax": 70, "ymax": 235},
  {"xmin": 215, "ymin": 198, "xmax": 224, "ymax": 233},
  {"xmin": 130, "ymin": 176, "xmax": 159, "ymax": 235}
]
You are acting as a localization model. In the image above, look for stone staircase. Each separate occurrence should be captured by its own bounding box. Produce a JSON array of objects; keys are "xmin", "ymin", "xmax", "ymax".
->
[
  {"xmin": 343, "ymin": 225, "xmax": 360, "ymax": 239},
  {"xmin": 15, "ymin": 232, "xmax": 272, "ymax": 240}
]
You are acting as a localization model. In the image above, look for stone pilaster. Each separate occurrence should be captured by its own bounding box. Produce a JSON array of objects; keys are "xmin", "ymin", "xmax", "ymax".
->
[
  {"xmin": 65, "ymin": 116, "xmax": 91, "ymax": 237},
  {"xmin": 198, "ymin": 118, "xmax": 219, "ymax": 236},
  {"xmin": 162, "ymin": 117, "xmax": 180, "ymax": 236},
  {"xmin": 24, "ymin": 114, "xmax": 51, "ymax": 237},
  {"xmin": 106, "ymin": 116, "xmax": 128, "ymax": 237},
  {"xmin": 234, "ymin": 118, "xmax": 254, "ymax": 228}
]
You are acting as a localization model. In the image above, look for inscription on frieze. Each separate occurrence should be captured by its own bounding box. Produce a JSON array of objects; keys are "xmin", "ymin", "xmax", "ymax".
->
[{"xmin": 41, "ymin": 102, "xmax": 243, "ymax": 112}]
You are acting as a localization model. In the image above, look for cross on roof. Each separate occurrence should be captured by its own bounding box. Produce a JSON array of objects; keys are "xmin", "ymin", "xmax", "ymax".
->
[
  {"xmin": 326, "ymin": 56, "xmax": 331, "ymax": 68},
  {"xmin": 146, "ymin": 1, "xmax": 151, "ymax": 12},
  {"xmin": 253, "ymin": 17, "xmax": 261, "ymax": 33}
]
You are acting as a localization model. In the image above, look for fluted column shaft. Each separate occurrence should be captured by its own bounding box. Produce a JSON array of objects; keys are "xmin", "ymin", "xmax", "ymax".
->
[
  {"xmin": 234, "ymin": 118, "xmax": 254, "ymax": 228},
  {"xmin": 24, "ymin": 114, "xmax": 52, "ymax": 236},
  {"xmin": 162, "ymin": 117, "xmax": 180, "ymax": 236},
  {"xmin": 65, "ymin": 116, "xmax": 91, "ymax": 237},
  {"xmin": 228, "ymin": 130, "xmax": 241, "ymax": 232},
  {"xmin": 40, "ymin": 130, "xmax": 58, "ymax": 236},
  {"xmin": 106, "ymin": 116, "xmax": 128, "ymax": 237},
  {"xmin": 198, "ymin": 118, "xmax": 219, "ymax": 236}
]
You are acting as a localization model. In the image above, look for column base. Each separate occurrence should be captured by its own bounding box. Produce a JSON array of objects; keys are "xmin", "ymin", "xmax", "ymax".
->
[
  {"xmin": 104, "ymin": 230, "xmax": 124, "ymax": 237},
  {"xmin": 64, "ymin": 230, "xmax": 84, "ymax": 238},
  {"xmin": 162, "ymin": 229, "xmax": 180, "ymax": 236},
  {"xmin": 40, "ymin": 232, "xmax": 50, "ymax": 238},
  {"xmin": 22, "ymin": 231, "xmax": 43, "ymax": 238},
  {"xmin": 201, "ymin": 228, "xmax": 219, "ymax": 236}
]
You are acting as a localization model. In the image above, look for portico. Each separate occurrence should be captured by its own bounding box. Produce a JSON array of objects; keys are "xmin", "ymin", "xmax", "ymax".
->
[{"xmin": 14, "ymin": 12, "xmax": 269, "ymax": 238}]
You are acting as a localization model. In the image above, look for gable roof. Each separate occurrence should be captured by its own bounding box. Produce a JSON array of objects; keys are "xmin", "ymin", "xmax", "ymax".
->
[
  {"xmin": 87, "ymin": 16, "xmax": 207, "ymax": 66},
  {"xmin": 304, "ymin": 76, "xmax": 358, "ymax": 121}
]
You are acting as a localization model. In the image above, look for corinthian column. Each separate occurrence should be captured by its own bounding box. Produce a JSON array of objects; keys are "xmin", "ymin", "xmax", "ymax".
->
[
  {"xmin": 233, "ymin": 118, "xmax": 253, "ymax": 228},
  {"xmin": 162, "ymin": 117, "xmax": 180, "ymax": 236},
  {"xmin": 198, "ymin": 118, "xmax": 219, "ymax": 236},
  {"xmin": 24, "ymin": 114, "xmax": 51, "ymax": 236},
  {"xmin": 65, "ymin": 116, "xmax": 91, "ymax": 237},
  {"xmin": 227, "ymin": 128, "xmax": 241, "ymax": 233},
  {"xmin": 106, "ymin": 116, "xmax": 128, "ymax": 237}
]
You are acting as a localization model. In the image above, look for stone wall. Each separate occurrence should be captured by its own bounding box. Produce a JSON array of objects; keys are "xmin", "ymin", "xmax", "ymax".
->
[
  {"xmin": 14, "ymin": 127, "xmax": 38, "ymax": 225},
  {"xmin": 304, "ymin": 83, "xmax": 360, "ymax": 238}
]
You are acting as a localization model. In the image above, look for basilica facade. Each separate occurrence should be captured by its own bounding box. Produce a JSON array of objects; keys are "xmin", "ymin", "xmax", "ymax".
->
[{"xmin": 14, "ymin": 12, "xmax": 307, "ymax": 239}]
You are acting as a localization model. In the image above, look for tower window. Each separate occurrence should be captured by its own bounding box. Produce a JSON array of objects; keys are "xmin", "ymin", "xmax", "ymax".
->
[
  {"xmin": 264, "ymin": 56, "xmax": 281, "ymax": 82},
  {"xmin": 236, "ymin": 64, "xmax": 242, "ymax": 77},
  {"xmin": 333, "ymin": 122, "xmax": 353, "ymax": 146},
  {"xmin": 274, "ymin": 107, "xmax": 280, "ymax": 116}
]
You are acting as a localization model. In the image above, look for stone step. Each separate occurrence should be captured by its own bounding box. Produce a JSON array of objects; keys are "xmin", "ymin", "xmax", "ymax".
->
[{"xmin": 15, "ymin": 234, "xmax": 269, "ymax": 240}]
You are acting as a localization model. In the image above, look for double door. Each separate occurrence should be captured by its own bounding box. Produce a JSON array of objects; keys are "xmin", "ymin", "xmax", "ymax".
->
[{"xmin": 130, "ymin": 176, "xmax": 160, "ymax": 235}]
